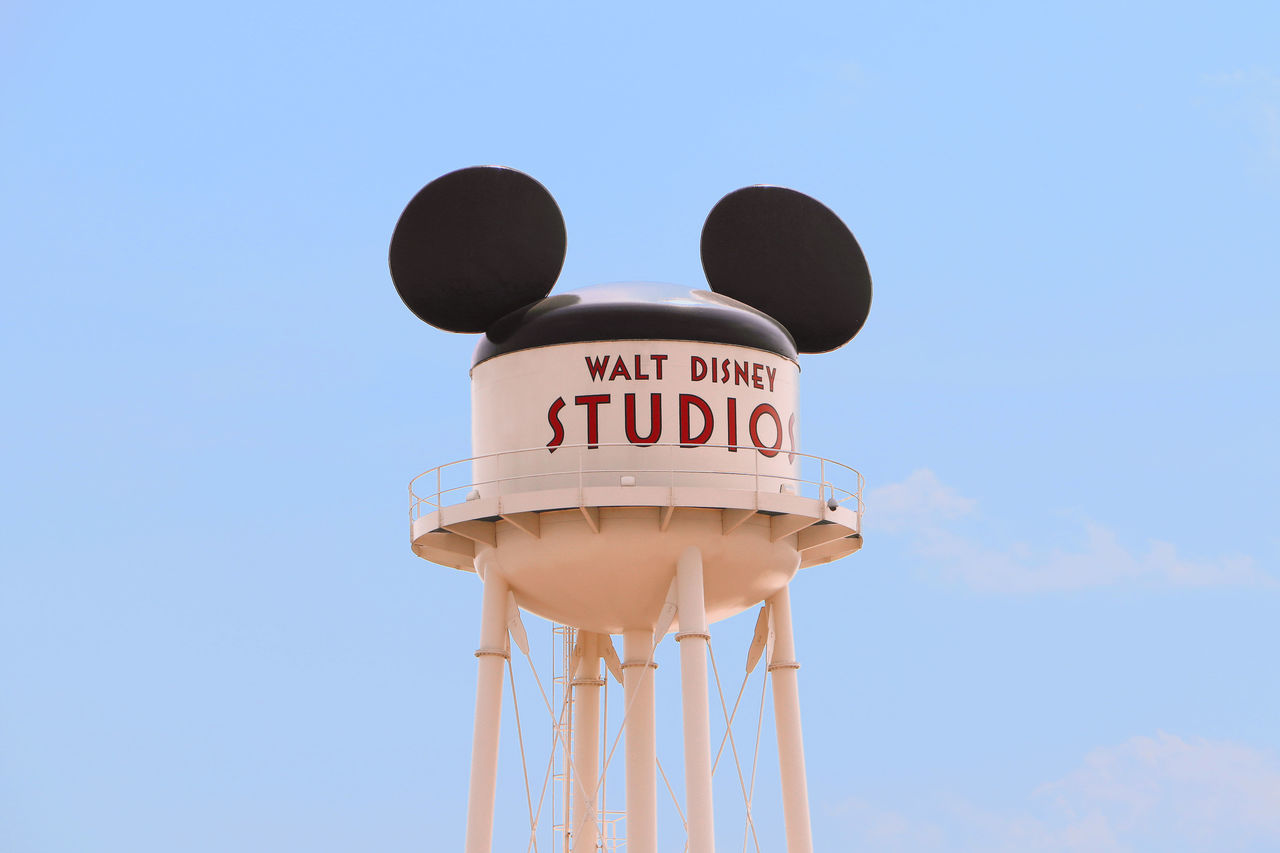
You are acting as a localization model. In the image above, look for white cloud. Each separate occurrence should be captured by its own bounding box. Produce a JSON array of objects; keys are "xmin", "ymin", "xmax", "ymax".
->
[
  {"xmin": 830, "ymin": 797, "xmax": 947, "ymax": 850},
  {"xmin": 1038, "ymin": 733, "xmax": 1280, "ymax": 845},
  {"xmin": 866, "ymin": 469, "xmax": 1272, "ymax": 592},
  {"xmin": 865, "ymin": 468, "xmax": 977, "ymax": 533},
  {"xmin": 831, "ymin": 734, "xmax": 1280, "ymax": 852}
]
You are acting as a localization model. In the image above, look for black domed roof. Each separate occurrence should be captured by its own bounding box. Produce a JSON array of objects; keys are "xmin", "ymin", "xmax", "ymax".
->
[{"xmin": 471, "ymin": 282, "xmax": 799, "ymax": 367}]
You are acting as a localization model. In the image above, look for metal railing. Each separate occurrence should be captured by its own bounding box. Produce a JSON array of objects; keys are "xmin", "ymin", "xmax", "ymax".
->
[{"xmin": 409, "ymin": 442, "xmax": 864, "ymax": 526}]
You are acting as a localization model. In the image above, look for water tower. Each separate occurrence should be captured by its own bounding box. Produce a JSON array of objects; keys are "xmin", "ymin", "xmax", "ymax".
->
[{"xmin": 390, "ymin": 166, "xmax": 871, "ymax": 853}]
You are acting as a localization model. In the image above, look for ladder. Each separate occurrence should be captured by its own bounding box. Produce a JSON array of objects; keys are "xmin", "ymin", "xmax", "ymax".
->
[
  {"xmin": 550, "ymin": 623, "xmax": 627, "ymax": 851},
  {"xmin": 551, "ymin": 623, "xmax": 575, "ymax": 852}
]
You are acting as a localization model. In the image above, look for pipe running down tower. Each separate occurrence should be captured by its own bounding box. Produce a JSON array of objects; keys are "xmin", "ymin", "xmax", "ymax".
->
[{"xmin": 390, "ymin": 166, "xmax": 872, "ymax": 853}]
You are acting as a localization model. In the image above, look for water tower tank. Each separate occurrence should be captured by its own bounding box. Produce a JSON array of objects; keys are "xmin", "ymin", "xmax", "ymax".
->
[{"xmin": 391, "ymin": 165, "xmax": 871, "ymax": 853}]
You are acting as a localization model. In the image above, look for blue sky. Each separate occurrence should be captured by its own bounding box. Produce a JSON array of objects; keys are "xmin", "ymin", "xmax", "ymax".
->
[{"xmin": 3, "ymin": 1, "xmax": 1278, "ymax": 850}]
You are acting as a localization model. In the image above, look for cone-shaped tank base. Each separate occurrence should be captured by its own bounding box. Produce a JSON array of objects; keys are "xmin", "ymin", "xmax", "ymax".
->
[{"xmin": 482, "ymin": 506, "xmax": 797, "ymax": 633}]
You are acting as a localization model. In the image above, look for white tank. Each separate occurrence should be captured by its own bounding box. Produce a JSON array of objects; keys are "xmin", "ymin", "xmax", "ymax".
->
[{"xmin": 409, "ymin": 282, "xmax": 862, "ymax": 632}]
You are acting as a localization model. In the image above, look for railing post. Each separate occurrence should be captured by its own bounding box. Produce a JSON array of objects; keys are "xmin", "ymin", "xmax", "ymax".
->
[{"xmin": 858, "ymin": 469, "xmax": 865, "ymax": 527}]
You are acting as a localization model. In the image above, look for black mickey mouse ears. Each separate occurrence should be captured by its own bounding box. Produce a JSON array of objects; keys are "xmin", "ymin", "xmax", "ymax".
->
[
  {"xmin": 388, "ymin": 166, "xmax": 567, "ymax": 333},
  {"xmin": 700, "ymin": 186, "xmax": 872, "ymax": 353},
  {"xmin": 389, "ymin": 168, "xmax": 872, "ymax": 353}
]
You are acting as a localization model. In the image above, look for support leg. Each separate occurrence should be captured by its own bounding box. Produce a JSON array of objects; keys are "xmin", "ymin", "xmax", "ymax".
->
[
  {"xmin": 623, "ymin": 628, "xmax": 657, "ymax": 853},
  {"xmin": 572, "ymin": 632, "xmax": 602, "ymax": 851},
  {"xmin": 465, "ymin": 565, "xmax": 509, "ymax": 853},
  {"xmin": 768, "ymin": 584, "xmax": 813, "ymax": 853},
  {"xmin": 676, "ymin": 547, "xmax": 716, "ymax": 853}
]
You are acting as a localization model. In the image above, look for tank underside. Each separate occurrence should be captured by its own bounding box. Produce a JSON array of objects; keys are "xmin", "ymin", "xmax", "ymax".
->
[{"xmin": 410, "ymin": 484, "xmax": 862, "ymax": 631}]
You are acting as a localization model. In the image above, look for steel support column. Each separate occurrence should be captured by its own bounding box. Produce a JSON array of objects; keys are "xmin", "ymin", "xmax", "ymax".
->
[
  {"xmin": 464, "ymin": 564, "xmax": 509, "ymax": 853},
  {"xmin": 571, "ymin": 631, "xmax": 602, "ymax": 850},
  {"xmin": 676, "ymin": 547, "xmax": 716, "ymax": 853},
  {"xmin": 768, "ymin": 584, "xmax": 813, "ymax": 853},
  {"xmin": 623, "ymin": 628, "xmax": 657, "ymax": 853}
]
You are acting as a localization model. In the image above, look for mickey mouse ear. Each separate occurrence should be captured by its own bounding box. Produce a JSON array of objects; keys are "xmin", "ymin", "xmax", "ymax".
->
[
  {"xmin": 700, "ymin": 185, "xmax": 872, "ymax": 353},
  {"xmin": 389, "ymin": 166, "xmax": 567, "ymax": 333}
]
